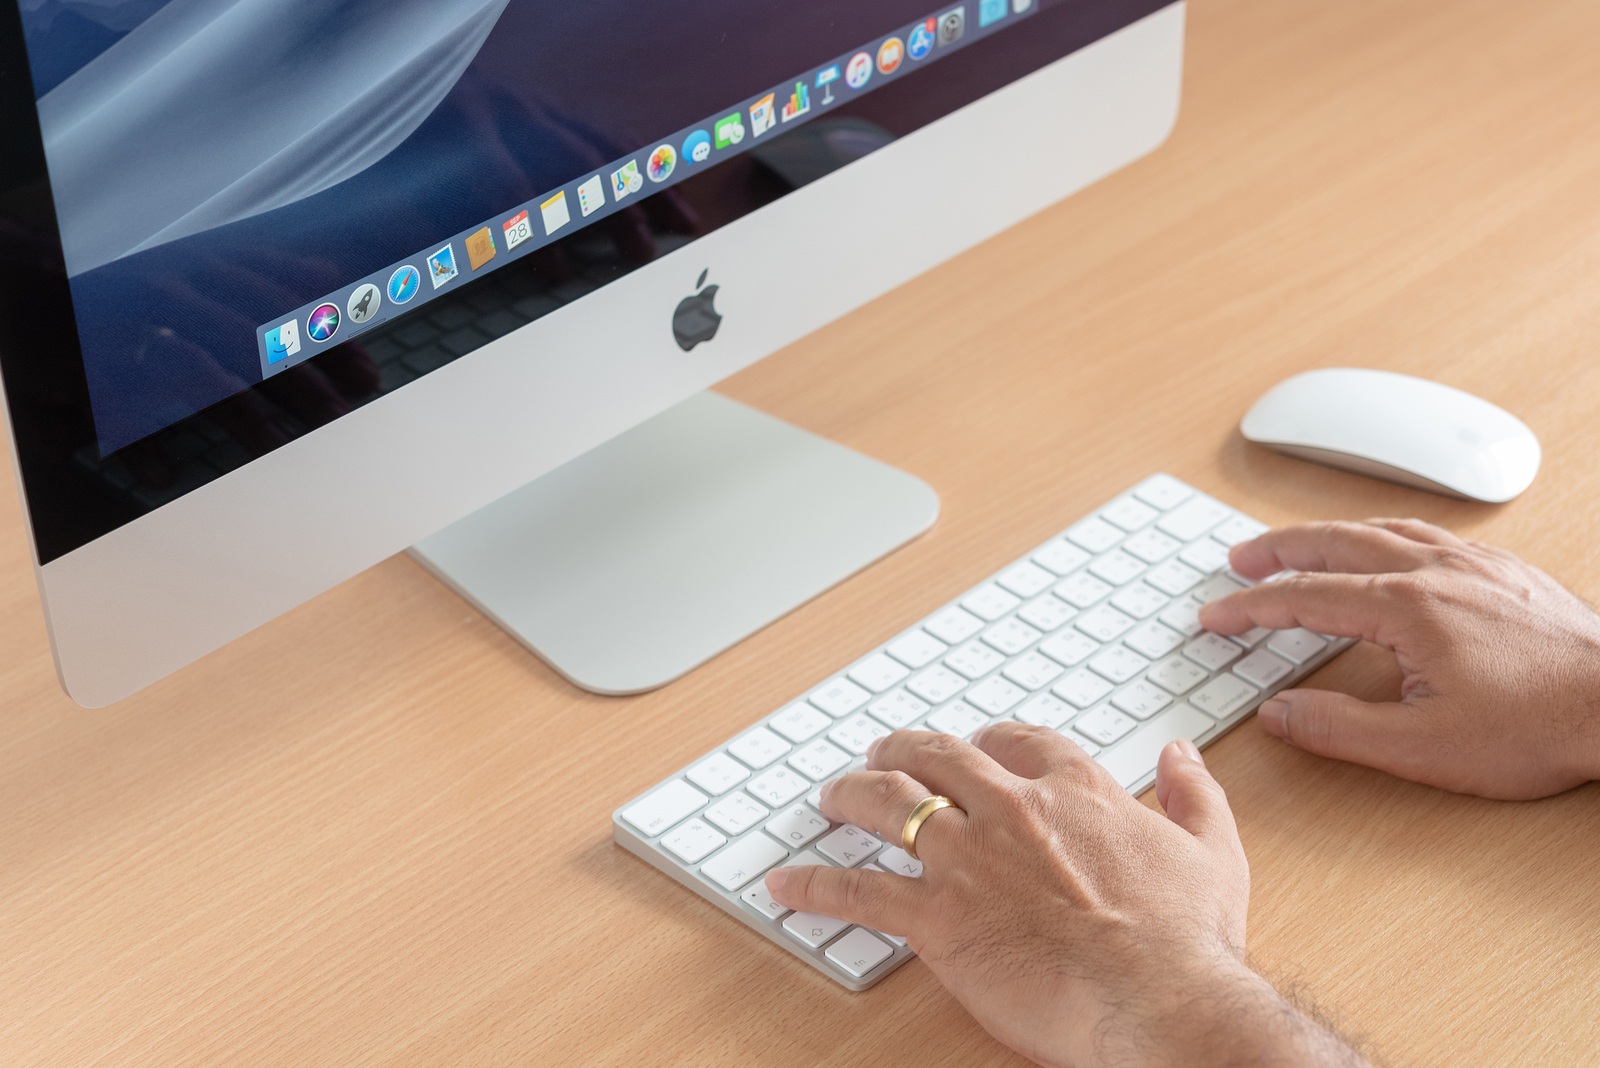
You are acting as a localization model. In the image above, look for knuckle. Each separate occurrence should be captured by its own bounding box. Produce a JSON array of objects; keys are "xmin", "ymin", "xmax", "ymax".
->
[
  {"xmin": 842, "ymin": 871, "xmax": 882, "ymax": 917},
  {"xmin": 873, "ymin": 771, "xmax": 919, "ymax": 810}
]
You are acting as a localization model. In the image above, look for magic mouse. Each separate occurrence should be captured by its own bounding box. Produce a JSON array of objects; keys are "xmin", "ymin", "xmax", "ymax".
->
[{"xmin": 1240, "ymin": 368, "xmax": 1541, "ymax": 503}]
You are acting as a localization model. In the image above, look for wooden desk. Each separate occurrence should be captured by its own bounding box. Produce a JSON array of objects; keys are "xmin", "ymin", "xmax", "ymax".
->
[{"xmin": 4, "ymin": 0, "xmax": 1599, "ymax": 1062}]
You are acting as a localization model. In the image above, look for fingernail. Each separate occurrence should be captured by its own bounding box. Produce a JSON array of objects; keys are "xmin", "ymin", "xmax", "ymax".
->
[
  {"xmin": 766, "ymin": 867, "xmax": 790, "ymax": 893},
  {"xmin": 1258, "ymin": 697, "xmax": 1290, "ymax": 739},
  {"xmin": 1177, "ymin": 738, "xmax": 1205, "ymax": 765}
]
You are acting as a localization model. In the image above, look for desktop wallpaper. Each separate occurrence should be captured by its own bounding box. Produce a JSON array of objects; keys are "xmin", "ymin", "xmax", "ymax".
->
[{"xmin": 18, "ymin": 0, "xmax": 934, "ymax": 454}]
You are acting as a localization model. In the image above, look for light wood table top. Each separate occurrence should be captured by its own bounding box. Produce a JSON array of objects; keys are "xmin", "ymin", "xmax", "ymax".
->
[{"xmin": 5, "ymin": 0, "xmax": 1599, "ymax": 1063}]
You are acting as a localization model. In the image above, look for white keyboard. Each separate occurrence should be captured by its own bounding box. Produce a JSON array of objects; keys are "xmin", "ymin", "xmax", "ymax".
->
[{"xmin": 612, "ymin": 475, "xmax": 1351, "ymax": 990}]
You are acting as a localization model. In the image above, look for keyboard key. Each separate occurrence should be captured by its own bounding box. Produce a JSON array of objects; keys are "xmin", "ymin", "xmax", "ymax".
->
[
  {"xmin": 789, "ymin": 740, "xmax": 852, "ymax": 781},
  {"xmin": 661, "ymin": 819, "xmax": 726, "ymax": 864},
  {"xmin": 1111, "ymin": 582, "xmax": 1167, "ymax": 620},
  {"xmin": 874, "ymin": 845, "xmax": 924, "ymax": 878},
  {"xmin": 811, "ymin": 677, "xmax": 873, "ymax": 716},
  {"xmin": 1088, "ymin": 645, "xmax": 1150, "ymax": 684},
  {"xmin": 997, "ymin": 561, "xmax": 1057, "ymax": 598},
  {"xmin": 1098, "ymin": 703, "xmax": 1213, "ymax": 788},
  {"xmin": 1053, "ymin": 668, "xmax": 1114, "ymax": 709},
  {"xmin": 1124, "ymin": 620, "xmax": 1185, "ymax": 659},
  {"xmin": 1033, "ymin": 540, "xmax": 1092, "ymax": 576},
  {"xmin": 1066, "ymin": 517, "xmax": 1123, "ymax": 553},
  {"xmin": 927, "ymin": 701, "xmax": 989, "ymax": 738},
  {"xmin": 727, "ymin": 727, "xmax": 790, "ymax": 769},
  {"xmin": 1158, "ymin": 597, "xmax": 1205, "ymax": 637},
  {"xmin": 766, "ymin": 804, "xmax": 830, "ymax": 847},
  {"xmin": 1055, "ymin": 571, "xmax": 1114, "ymax": 608},
  {"xmin": 983, "ymin": 617, "xmax": 1043, "ymax": 656},
  {"xmin": 1016, "ymin": 594, "xmax": 1076, "ymax": 633},
  {"xmin": 827, "ymin": 928, "xmax": 895, "ymax": 978},
  {"xmin": 1212, "ymin": 516, "xmax": 1268, "ymax": 547},
  {"xmin": 1075, "ymin": 604, "xmax": 1136, "ymax": 642},
  {"xmin": 1101, "ymin": 496, "xmax": 1159, "ymax": 532},
  {"xmin": 701, "ymin": 833, "xmax": 789, "ymax": 891},
  {"xmin": 1145, "ymin": 559, "xmax": 1203, "ymax": 596},
  {"xmin": 1123, "ymin": 526, "xmax": 1181, "ymax": 563},
  {"xmin": 747, "ymin": 766, "xmax": 811, "ymax": 807},
  {"xmin": 704, "ymin": 792, "xmax": 769, "ymax": 836},
  {"xmin": 620, "ymin": 779, "xmax": 709, "ymax": 837},
  {"xmin": 945, "ymin": 640, "xmax": 1005, "ymax": 680},
  {"xmin": 1267, "ymin": 628, "xmax": 1330, "ymax": 665},
  {"xmin": 817, "ymin": 824, "xmax": 884, "ymax": 867},
  {"xmin": 1073, "ymin": 705, "xmax": 1137, "ymax": 746},
  {"xmin": 1188, "ymin": 675, "xmax": 1260, "ymax": 719},
  {"xmin": 1233, "ymin": 648, "xmax": 1293, "ymax": 689},
  {"xmin": 1178, "ymin": 539, "xmax": 1232, "ymax": 576},
  {"xmin": 830, "ymin": 713, "xmax": 890, "ymax": 755},
  {"xmin": 1192, "ymin": 575, "xmax": 1245, "ymax": 604},
  {"xmin": 1112, "ymin": 680, "xmax": 1174, "ymax": 721},
  {"xmin": 1089, "ymin": 550, "xmax": 1146, "ymax": 587},
  {"xmin": 1038, "ymin": 630, "xmax": 1099, "ymax": 667},
  {"xmin": 743, "ymin": 850, "xmax": 827, "ymax": 920},
  {"xmin": 1003, "ymin": 651, "xmax": 1066, "ymax": 691},
  {"xmin": 771, "ymin": 704, "xmax": 832, "ymax": 743},
  {"xmin": 1231, "ymin": 626, "xmax": 1273, "ymax": 648},
  {"xmin": 962, "ymin": 583, "xmax": 1022, "ymax": 622},
  {"xmin": 1147, "ymin": 655, "xmax": 1208, "ymax": 695},
  {"xmin": 886, "ymin": 629, "xmax": 948, "ymax": 669},
  {"xmin": 1183, "ymin": 633, "xmax": 1244, "ymax": 672},
  {"xmin": 925, "ymin": 605, "xmax": 985, "ymax": 645},
  {"xmin": 1060, "ymin": 730, "xmax": 1101, "ymax": 757},
  {"xmin": 1132, "ymin": 474, "xmax": 1195, "ymax": 511},
  {"xmin": 845, "ymin": 655, "xmax": 910, "ymax": 696},
  {"xmin": 1016, "ymin": 692, "xmax": 1073, "ymax": 728},
  {"xmin": 686, "ymin": 752, "xmax": 751, "ymax": 796},
  {"xmin": 867, "ymin": 689, "xmax": 930, "ymax": 729},
  {"xmin": 1157, "ymin": 496, "xmax": 1233, "ymax": 541},
  {"xmin": 964, "ymin": 675, "xmax": 1028, "ymax": 715},
  {"xmin": 784, "ymin": 911, "xmax": 851, "ymax": 950}
]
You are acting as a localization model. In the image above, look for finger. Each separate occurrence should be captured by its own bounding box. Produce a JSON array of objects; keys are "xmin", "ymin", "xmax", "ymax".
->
[
  {"xmin": 1154, "ymin": 740, "xmax": 1243, "ymax": 855},
  {"xmin": 766, "ymin": 863, "xmax": 925, "ymax": 935},
  {"xmin": 1258, "ymin": 689, "xmax": 1431, "ymax": 780},
  {"xmin": 867, "ymin": 730, "xmax": 1016, "ymax": 809},
  {"xmin": 1198, "ymin": 573, "xmax": 1391, "ymax": 644},
  {"xmin": 820, "ymin": 769, "xmax": 969, "ymax": 853},
  {"xmin": 1228, "ymin": 522, "xmax": 1436, "ymax": 581},
  {"xmin": 1362, "ymin": 517, "xmax": 1469, "ymax": 549},
  {"xmin": 971, "ymin": 720, "xmax": 1094, "ymax": 780}
]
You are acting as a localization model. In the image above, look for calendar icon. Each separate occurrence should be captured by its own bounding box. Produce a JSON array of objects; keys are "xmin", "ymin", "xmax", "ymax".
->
[{"xmin": 503, "ymin": 210, "xmax": 534, "ymax": 250}]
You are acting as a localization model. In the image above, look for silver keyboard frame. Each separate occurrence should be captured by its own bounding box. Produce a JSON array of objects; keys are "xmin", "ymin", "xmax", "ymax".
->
[{"xmin": 612, "ymin": 477, "xmax": 1353, "ymax": 991}]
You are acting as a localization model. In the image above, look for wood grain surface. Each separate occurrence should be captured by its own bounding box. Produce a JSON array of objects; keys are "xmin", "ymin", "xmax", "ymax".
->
[{"xmin": 4, "ymin": 0, "xmax": 1599, "ymax": 1063}]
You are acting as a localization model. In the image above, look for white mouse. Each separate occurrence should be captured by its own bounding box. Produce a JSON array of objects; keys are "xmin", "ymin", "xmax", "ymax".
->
[{"xmin": 1240, "ymin": 368, "xmax": 1541, "ymax": 503}]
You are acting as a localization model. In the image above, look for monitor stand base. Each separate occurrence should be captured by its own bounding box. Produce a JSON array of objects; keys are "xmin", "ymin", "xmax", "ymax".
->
[{"xmin": 408, "ymin": 392, "xmax": 940, "ymax": 695}]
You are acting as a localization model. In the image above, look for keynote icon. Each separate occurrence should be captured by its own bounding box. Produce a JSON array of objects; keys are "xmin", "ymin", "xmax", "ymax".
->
[{"xmin": 816, "ymin": 64, "xmax": 840, "ymax": 104}]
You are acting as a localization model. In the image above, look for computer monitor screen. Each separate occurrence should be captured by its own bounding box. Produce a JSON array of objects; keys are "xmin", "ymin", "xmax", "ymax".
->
[
  {"xmin": 0, "ymin": 0, "xmax": 1182, "ymax": 704},
  {"xmin": 3, "ymin": 0, "xmax": 1168, "ymax": 565}
]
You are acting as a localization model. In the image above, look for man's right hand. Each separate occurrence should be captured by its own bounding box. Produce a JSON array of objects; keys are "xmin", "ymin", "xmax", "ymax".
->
[{"xmin": 1200, "ymin": 519, "xmax": 1600, "ymax": 800}]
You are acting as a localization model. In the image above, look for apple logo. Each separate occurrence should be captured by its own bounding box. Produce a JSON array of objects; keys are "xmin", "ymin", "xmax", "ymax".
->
[{"xmin": 673, "ymin": 269, "xmax": 723, "ymax": 352}]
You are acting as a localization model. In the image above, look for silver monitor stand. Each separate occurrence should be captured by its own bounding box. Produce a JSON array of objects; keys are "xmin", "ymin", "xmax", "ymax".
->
[{"xmin": 410, "ymin": 392, "xmax": 939, "ymax": 695}]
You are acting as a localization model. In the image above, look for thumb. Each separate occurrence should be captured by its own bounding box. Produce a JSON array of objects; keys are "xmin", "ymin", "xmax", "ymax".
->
[
  {"xmin": 1258, "ymin": 689, "xmax": 1422, "ymax": 776},
  {"xmin": 1155, "ymin": 739, "xmax": 1242, "ymax": 853}
]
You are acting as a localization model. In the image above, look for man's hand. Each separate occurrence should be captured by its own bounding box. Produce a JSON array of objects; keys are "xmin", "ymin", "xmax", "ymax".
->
[
  {"xmin": 1201, "ymin": 519, "xmax": 1600, "ymax": 799},
  {"xmin": 765, "ymin": 726, "xmax": 1368, "ymax": 1068}
]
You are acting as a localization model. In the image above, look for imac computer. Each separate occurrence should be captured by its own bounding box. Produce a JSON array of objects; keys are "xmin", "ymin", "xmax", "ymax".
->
[{"xmin": 0, "ymin": 0, "xmax": 1185, "ymax": 707}]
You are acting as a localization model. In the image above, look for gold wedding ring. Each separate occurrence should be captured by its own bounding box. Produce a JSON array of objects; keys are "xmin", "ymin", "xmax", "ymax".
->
[{"xmin": 901, "ymin": 795, "xmax": 961, "ymax": 861}]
